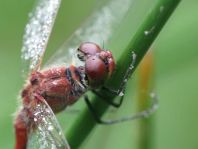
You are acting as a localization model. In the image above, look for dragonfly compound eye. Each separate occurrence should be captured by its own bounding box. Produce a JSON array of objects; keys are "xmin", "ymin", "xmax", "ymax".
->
[
  {"xmin": 98, "ymin": 50, "xmax": 115, "ymax": 77},
  {"xmin": 85, "ymin": 55, "xmax": 108, "ymax": 88},
  {"xmin": 77, "ymin": 42, "xmax": 102, "ymax": 61}
]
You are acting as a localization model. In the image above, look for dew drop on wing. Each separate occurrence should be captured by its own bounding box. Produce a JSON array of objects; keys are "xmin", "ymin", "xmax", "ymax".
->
[
  {"xmin": 21, "ymin": 0, "xmax": 61, "ymax": 78},
  {"xmin": 27, "ymin": 99, "xmax": 70, "ymax": 149}
]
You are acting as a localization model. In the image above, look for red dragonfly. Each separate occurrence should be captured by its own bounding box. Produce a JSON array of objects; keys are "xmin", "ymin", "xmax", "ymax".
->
[
  {"xmin": 15, "ymin": 40, "xmax": 116, "ymax": 148},
  {"xmin": 14, "ymin": 0, "xmax": 158, "ymax": 148},
  {"xmin": 14, "ymin": 0, "xmax": 117, "ymax": 148}
]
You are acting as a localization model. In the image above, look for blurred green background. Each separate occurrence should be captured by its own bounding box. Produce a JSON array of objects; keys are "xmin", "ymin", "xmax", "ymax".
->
[{"xmin": 0, "ymin": 0, "xmax": 198, "ymax": 149}]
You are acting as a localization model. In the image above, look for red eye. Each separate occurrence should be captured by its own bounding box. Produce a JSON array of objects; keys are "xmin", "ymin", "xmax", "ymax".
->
[
  {"xmin": 77, "ymin": 42, "xmax": 102, "ymax": 60},
  {"xmin": 85, "ymin": 55, "xmax": 108, "ymax": 87}
]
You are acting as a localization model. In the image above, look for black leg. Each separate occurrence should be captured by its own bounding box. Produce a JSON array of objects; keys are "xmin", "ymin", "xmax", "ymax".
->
[
  {"xmin": 91, "ymin": 89, "xmax": 124, "ymax": 108},
  {"xmin": 84, "ymin": 95, "xmax": 105, "ymax": 124},
  {"xmin": 104, "ymin": 51, "xmax": 137, "ymax": 96},
  {"xmin": 91, "ymin": 51, "xmax": 136, "ymax": 108},
  {"xmin": 84, "ymin": 92, "xmax": 158, "ymax": 125}
]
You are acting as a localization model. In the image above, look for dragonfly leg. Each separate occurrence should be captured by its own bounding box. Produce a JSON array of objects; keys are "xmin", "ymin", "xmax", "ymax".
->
[
  {"xmin": 14, "ymin": 108, "xmax": 28, "ymax": 149},
  {"xmin": 91, "ymin": 89, "xmax": 124, "ymax": 108},
  {"xmin": 84, "ymin": 95, "xmax": 109, "ymax": 124},
  {"xmin": 104, "ymin": 51, "xmax": 137, "ymax": 95},
  {"xmin": 91, "ymin": 51, "xmax": 136, "ymax": 108},
  {"xmin": 84, "ymin": 93, "xmax": 158, "ymax": 125}
]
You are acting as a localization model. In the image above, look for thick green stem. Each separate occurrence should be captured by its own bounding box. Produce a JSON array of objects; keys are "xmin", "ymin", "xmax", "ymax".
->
[{"xmin": 66, "ymin": 0, "xmax": 181, "ymax": 148}]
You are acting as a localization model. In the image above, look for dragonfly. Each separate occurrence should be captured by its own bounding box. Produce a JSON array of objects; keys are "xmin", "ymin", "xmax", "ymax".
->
[
  {"xmin": 14, "ymin": 0, "xmax": 116, "ymax": 148},
  {"xmin": 14, "ymin": 0, "xmax": 158, "ymax": 148}
]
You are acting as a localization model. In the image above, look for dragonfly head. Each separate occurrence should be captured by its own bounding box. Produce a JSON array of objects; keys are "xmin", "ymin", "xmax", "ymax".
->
[{"xmin": 77, "ymin": 42, "xmax": 115, "ymax": 88}]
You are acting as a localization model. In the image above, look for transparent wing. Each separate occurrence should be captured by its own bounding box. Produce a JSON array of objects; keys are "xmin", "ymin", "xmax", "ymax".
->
[
  {"xmin": 21, "ymin": 0, "xmax": 61, "ymax": 77},
  {"xmin": 44, "ymin": 0, "xmax": 133, "ymax": 69},
  {"xmin": 27, "ymin": 98, "xmax": 70, "ymax": 149}
]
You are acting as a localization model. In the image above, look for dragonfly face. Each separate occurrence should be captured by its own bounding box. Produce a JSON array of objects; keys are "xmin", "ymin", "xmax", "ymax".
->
[{"xmin": 78, "ymin": 42, "xmax": 115, "ymax": 88}]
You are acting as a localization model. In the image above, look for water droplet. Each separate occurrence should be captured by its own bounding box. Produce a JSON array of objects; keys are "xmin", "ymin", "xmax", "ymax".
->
[
  {"xmin": 119, "ymin": 91, "xmax": 124, "ymax": 96},
  {"xmin": 48, "ymin": 125, "xmax": 54, "ymax": 131},
  {"xmin": 21, "ymin": 0, "xmax": 61, "ymax": 71},
  {"xmin": 129, "ymin": 66, "xmax": 133, "ymax": 70},
  {"xmin": 160, "ymin": 6, "xmax": 164, "ymax": 12},
  {"xmin": 144, "ymin": 30, "xmax": 150, "ymax": 35},
  {"xmin": 34, "ymin": 111, "xmax": 41, "ymax": 116},
  {"xmin": 150, "ymin": 92, "xmax": 156, "ymax": 98},
  {"xmin": 59, "ymin": 131, "xmax": 62, "ymax": 136},
  {"xmin": 144, "ymin": 26, "xmax": 156, "ymax": 36},
  {"xmin": 153, "ymin": 104, "xmax": 159, "ymax": 110}
]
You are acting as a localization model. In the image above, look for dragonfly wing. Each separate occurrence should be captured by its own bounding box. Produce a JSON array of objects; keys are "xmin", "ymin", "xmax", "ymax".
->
[
  {"xmin": 27, "ymin": 98, "xmax": 70, "ymax": 149},
  {"xmin": 21, "ymin": 0, "xmax": 61, "ymax": 77}
]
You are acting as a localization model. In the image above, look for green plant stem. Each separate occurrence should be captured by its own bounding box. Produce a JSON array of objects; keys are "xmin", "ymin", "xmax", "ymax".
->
[
  {"xmin": 137, "ymin": 50, "xmax": 155, "ymax": 149},
  {"xmin": 67, "ymin": 0, "xmax": 181, "ymax": 148}
]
